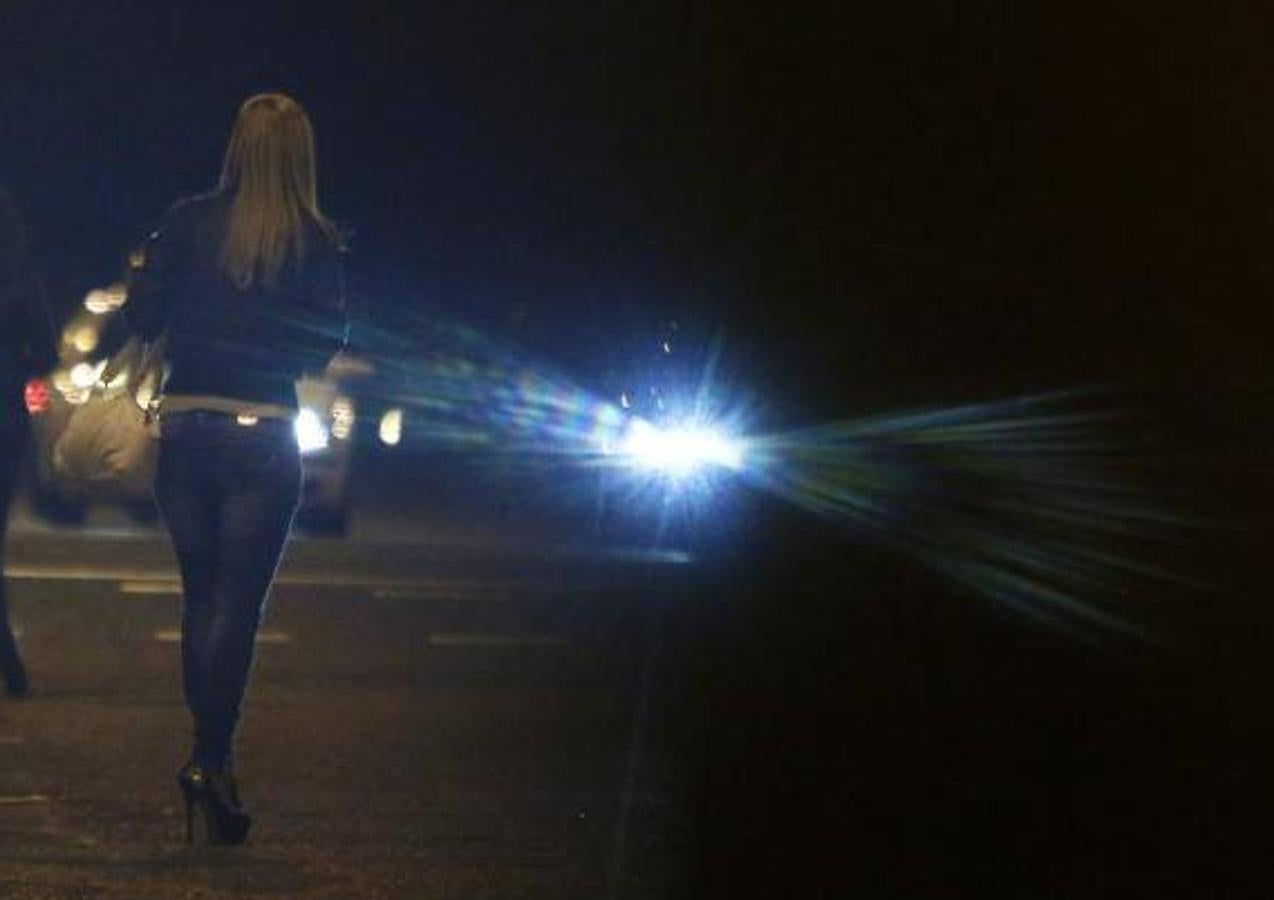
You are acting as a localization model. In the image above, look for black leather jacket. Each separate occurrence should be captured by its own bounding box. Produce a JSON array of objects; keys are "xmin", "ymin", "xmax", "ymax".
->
[
  {"xmin": 124, "ymin": 192, "xmax": 348, "ymax": 410},
  {"xmin": 0, "ymin": 184, "xmax": 57, "ymax": 432}
]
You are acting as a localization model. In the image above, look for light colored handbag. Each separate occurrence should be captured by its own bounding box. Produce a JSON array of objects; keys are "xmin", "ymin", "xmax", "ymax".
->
[{"xmin": 52, "ymin": 336, "xmax": 166, "ymax": 499}]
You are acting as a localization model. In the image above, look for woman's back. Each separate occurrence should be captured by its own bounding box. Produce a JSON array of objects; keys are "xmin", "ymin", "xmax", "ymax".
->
[{"xmin": 126, "ymin": 191, "xmax": 346, "ymax": 410}]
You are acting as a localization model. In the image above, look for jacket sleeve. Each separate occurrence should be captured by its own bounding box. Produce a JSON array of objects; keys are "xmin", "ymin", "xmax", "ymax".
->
[
  {"xmin": 124, "ymin": 204, "xmax": 187, "ymax": 342},
  {"xmin": 295, "ymin": 238, "xmax": 349, "ymax": 372}
]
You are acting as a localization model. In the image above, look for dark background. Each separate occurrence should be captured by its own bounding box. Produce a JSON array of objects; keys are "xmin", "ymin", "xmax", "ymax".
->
[
  {"xmin": 4, "ymin": 3, "xmax": 1267, "ymax": 409},
  {"xmin": 3, "ymin": 3, "xmax": 1271, "ymax": 895}
]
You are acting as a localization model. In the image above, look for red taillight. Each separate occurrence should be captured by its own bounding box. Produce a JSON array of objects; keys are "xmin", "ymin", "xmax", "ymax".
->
[{"xmin": 24, "ymin": 378, "xmax": 50, "ymax": 415}]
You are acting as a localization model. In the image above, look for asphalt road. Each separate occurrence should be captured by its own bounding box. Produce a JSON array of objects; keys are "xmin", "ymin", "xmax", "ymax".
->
[
  {"xmin": 4, "ymin": 455, "xmax": 1273, "ymax": 898},
  {"xmin": 1, "ymin": 499, "xmax": 694, "ymax": 899}
]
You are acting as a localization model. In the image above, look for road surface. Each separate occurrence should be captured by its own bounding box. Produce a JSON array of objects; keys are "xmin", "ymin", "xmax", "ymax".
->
[{"xmin": 2, "ymin": 488, "xmax": 693, "ymax": 899}]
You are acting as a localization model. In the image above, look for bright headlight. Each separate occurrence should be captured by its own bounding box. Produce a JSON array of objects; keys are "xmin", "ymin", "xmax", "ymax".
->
[
  {"xmin": 379, "ymin": 408, "xmax": 403, "ymax": 446},
  {"xmin": 619, "ymin": 419, "xmax": 745, "ymax": 476},
  {"xmin": 69, "ymin": 360, "xmax": 107, "ymax": 389},
  {"xmin": 295, "ymin": 407, "xmax": 329, "ymax": 454}
]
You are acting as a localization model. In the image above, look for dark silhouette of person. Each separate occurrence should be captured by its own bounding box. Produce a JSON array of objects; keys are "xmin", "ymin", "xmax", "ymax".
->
[
  {"xmin": 0, "ymin": 183, "xmax": 56, "ymax": 698},
  {"xmin": 124, "ymin": 93, "xmax": 347, "ymax": 846}
]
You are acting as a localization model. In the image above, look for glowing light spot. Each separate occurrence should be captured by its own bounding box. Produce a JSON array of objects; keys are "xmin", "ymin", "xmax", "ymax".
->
[
  {"xmin": 84, "ymin": 285, "xmax": 127, "ymax": 314},
  {"xmin": 69, "ymin": 361, "xmax": 106, "ymax": 389},
  {"xmin": 24, "ymin": 379, "xmax": 50, "ymax": 416},
  {"xmin": 620, "ymin": 420, "xmax": 745, "ymax": 476},
  {"xmin": 295, "ymin": 408, "xmax": 329, "ymax": 454},
  {"xmin": 379, "ymin": 408, "xmax": 403, "ymax": 446},
  {"xmin": 332, "ymin": 397, "xmax": 355, "ymax": 440},
  {"xmin": 70, "ymin": 326, "xmax": 99, "ymax": 354}
]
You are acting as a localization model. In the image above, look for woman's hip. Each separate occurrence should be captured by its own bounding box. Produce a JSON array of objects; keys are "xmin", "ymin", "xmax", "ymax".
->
[{"xmin": 158, "ymin": 411, "xmax": 301, "ymax": 498}]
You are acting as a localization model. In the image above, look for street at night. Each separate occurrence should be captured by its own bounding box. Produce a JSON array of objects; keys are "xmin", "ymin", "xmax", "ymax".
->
[
  {"xmin": 3, "ymin": 445, "xmax": 1272, "ymax": 897},
  {"xmin": 1, "ymin": 463, "xmax": 695, "ymax": 898},
  {"xmin": 3, "ymin": 2, "xmax": 1273, "ymax": 898}
]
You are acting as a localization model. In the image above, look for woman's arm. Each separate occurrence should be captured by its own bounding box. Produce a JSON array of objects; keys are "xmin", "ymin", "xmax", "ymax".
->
[{"xmin": 293, "ymin": 239, "xmax": 350, "ymax": 372}]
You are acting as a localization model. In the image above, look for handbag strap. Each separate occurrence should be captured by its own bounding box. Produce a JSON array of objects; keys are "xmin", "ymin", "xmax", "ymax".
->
[{"xmin": 97, "ymin": 334, "xmax": 167, "ymax": 397}]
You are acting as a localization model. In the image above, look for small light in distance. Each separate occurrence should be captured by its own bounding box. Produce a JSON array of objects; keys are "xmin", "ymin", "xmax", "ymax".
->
[
  {"xmin": 84, "ymin": 285, "xmax": 127, "ymax": 315},
  {"xmin": 379, "ymin": 408, "xmax": 403, "ymax": 446},
  {"xmin": 295, "ymin": 407, "xmax": 329, "ymax": 454},
  {"xmin": 331, "ymin": 397, "xmax": 355, "ymax": 440},
  {"xmin": 69, "ymin": 360, "xmax": 107, "ymax": 390},
  {"xmin": 619, "ymin": 419, "xmax": 745, "ymax": 477},
  {"xmin": 24, "ymin": 379, "xmax": 50, "ymax": 415},
  {"xmin": 69, "ymin": 326, "xmax": 99, "ymax": 354}
]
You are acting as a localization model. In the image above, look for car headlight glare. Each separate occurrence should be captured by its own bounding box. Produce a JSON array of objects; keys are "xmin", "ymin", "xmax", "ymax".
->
[
  {"xmin": 619, "ymin": 419, "xmax": 744, "ymax": 476},
  {"xmin": 379, "ymin": 409, "xmax": 403, "ymax": 446},
  {"xmin": 295, "ymin": 407, "xmax": 329, "ymax": 454}
]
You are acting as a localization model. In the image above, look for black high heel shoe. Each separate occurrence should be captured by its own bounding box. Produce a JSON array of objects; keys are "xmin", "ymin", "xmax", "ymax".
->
[{"xmin": 178, "ymin": 764, "xmax": 252, "ymax": 846}]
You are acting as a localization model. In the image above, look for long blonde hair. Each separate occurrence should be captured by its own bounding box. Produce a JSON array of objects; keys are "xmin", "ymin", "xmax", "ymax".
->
[{"xmin": 217, "ymin": 93, "xmax": 334, "ymax": 289}]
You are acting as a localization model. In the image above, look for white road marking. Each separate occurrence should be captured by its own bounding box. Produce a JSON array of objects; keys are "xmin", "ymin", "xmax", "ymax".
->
[
  {"xmin": 153, "ymin": 629, "xmax": 292, "ymax": 645},
  {"xmin": 427, "ymin": 633, "xmax": 570, "ymax": 648},
  {"xmin": 118, "ymin": 581, "xmax": 181, "ymax": 595},
  {"xmin": 5, "ymin": 566, "xmax": 179, "ymax": 583},
  {"xmin": 6, "ymin": 564, "xmax": 514, "ymax": 598},
  {"xmin": 372, "ymin": 586, "xmax": 510, "ymax": 601},
  {"xmin": 0, "ymin": 795, "xmax": 49, "ymax": 806}
]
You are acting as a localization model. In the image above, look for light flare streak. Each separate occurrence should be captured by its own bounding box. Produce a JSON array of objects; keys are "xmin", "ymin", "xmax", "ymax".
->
[
  {"xmin": 350, "ymin": 308, "xmax": 1192, "ymax": 636},
  {"xmin": 742, "ymin": 392, "xmax": 1196, "ymax": 637}
]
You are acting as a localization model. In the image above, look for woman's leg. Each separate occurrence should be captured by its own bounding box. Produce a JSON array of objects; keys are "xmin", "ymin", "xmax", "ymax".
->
[
  {"xmin": 0, "ymin": 426, "xmax": 28, "ymax": 696},
  {"xmin": 154, "ymin": 417, "xmax": 223, "ymax": 762},
  {"xmin": 196, "ymin": 423, "xmax": 300, "ymax": 771}
]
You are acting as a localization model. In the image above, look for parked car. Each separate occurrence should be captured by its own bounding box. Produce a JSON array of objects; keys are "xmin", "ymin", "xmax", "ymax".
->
[{"xmin": 24, "ymin": 282, "xmax": 367, "ymax": 534}]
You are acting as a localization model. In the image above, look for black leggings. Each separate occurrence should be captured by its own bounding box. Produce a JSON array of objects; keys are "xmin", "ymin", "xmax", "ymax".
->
[
  {"xmin": 0, "ymin": 424, "xmax": 27, "ymax": 693},
  {"xmin": 155, "ymin": 411, "xmax": 300, "ymax": 771}
]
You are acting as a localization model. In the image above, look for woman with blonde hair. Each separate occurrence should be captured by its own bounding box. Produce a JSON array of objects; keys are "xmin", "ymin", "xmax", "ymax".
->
[{"xmin": 126, "ymin": 93, "xmax": 347, "ymax": 845}]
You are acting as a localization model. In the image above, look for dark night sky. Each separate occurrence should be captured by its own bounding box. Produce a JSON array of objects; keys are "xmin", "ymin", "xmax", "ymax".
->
[{"xmin": 2, "ymin": 2, "xmax": 1269, "ymax": 422}]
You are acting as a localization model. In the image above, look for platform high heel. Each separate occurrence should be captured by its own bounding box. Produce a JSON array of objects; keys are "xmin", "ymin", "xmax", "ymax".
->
[{"xmin": 178, "ymin": 764, "xmax": 252, "ymax": 846}]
